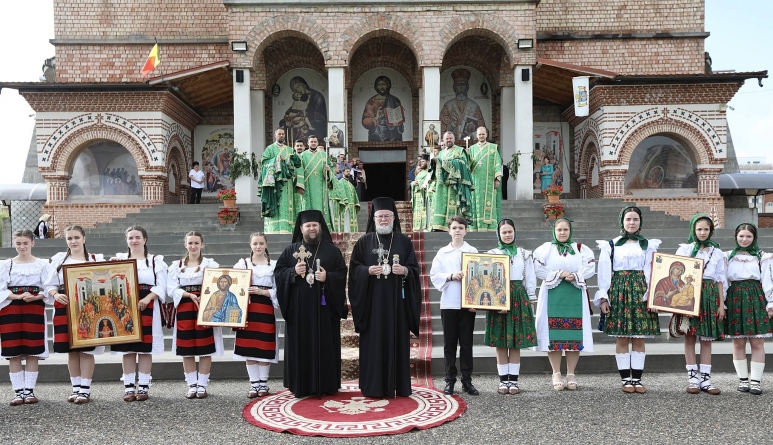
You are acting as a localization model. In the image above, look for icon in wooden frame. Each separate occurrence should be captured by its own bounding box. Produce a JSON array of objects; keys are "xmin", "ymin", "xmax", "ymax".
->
[
  {"xmin": 647, "ymin": 253, "xmax": 704, "ymax": 317},
  {"xmin": 461, "ymin": 253, "xmax": 510, "ymax": 311},
  {"xmin": 197, "ymin": 268, "xmax": 251, "ymax": 328}
]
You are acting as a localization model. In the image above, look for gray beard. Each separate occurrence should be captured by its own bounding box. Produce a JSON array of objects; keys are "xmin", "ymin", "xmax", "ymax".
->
[{"xmin": 375, "ymin": 222, "xmax": 393, "ymax": 235}]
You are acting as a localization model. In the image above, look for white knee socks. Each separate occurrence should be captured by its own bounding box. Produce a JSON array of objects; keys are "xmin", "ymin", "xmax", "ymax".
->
[
  {"xmin": 616, "ymin": 353, "xmax": 631, "ymax": 381},
  {"xmin": 508, "ymin": 363, "xmax": 520, "ymax": 382},
  {"xmin": 24, "ymin": 371, "xmax": 38, "ymax": 393},
  {"xmin": 733, "ymin": 359, "xmax": 749, "ymax": 381},
  {"xmin": 9, "ymin": 371, "xmax": 24, "ymax": 392},
  {"xmin": 185, "ymin": 371, "xmax": 197, "ymax": 386},
  {"xmin": 257, "ymin": 365, "xmax": 270, "ymax": 382},
  {"xmin": 750, "ymin": 361, "xmax": 765, "ymax": 383},
  {"xmin": 247, "ymin": 363, "xmax": 260, "ymax": 384}
]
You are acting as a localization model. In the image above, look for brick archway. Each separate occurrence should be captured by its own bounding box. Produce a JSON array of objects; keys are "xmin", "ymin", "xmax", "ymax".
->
[
  {"xmin": 51, "ymin": 123, "xmax": 150, "ymax": 174},
  {"xmin": 243, "ymin": 16, "xmax": 332, "ymax": 69},
  {"xmin": 339, "ymin": 15, "xmax": 422, "ymax": 66},
  {"xmin": 618, "ymin": 118, "xmax": 712, "ymax": 166},
  {"xmin": 166, "ymin": 143, "xmax": 187, "ymax": 204},
  {"xmin": 439, "ymin": 16, "xmax": 521, "ymax": 68},
  {"xmin": 577, "ymin": 130, "xmax": 601, "ymax": 179}
]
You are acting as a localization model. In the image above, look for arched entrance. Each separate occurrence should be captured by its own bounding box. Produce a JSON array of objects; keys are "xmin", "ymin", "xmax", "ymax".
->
[
  {"xmin": 69, "ymin": 140, "xmax": 142, "ymax": 197},
  {"xmin": 625, "ymin": 135, "xmax": 698, "ymax": 191}
]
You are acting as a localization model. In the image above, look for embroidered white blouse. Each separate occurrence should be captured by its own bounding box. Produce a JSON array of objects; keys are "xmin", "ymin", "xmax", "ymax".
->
[
  {"xmin": 233, "ymin": 258, "xmax": 278, "ymax": 308},
  {"xmin": 487, "ymin": 248, "xmax": 537, "ymax": 300},
  {"xmin": 166, "ymin": 257, "xmax": 219, "ymax": 307},
  {"xmin": 430, "ymin": 242, "xmax": 478, "ymax": 309},
  {"xmin": 594, "ymin": 238, "xmax": 661, "ymax": 306},
  {"xmin": 44, "ymin": 252, "xmax": 106, "ymax": 297},
  {"xmin": 0, "ymin": 258, "xmax": 52, "ymax": 310},
  {"xmin": 675, "ymin": 244, "xmax": 727, "ymax": 300},
  {"xmin": 724, "ymin": 251, "xmax": 773, "ymax": 311}
]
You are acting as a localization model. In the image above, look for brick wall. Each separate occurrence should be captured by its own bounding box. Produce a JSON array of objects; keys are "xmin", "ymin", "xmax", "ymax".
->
[
  {"xmin": 759, "ymin": 214, "xmax": 773, "ymax": 229},
  {"xmin": 45, "ymin": 203, "xmax": 153, "ymax": 237},
  {"xmin": 537, "ymin": 38, "xmax": 705, "ymax": 75},
  {"xmin": 53, "ymin": 0, "xmax": 227, "ymax": 39},
  {"xmin": 536, "ymin": 0, "xmax": 704, "ymax": 34},
  {"xmin": 589, "ymin": 84, "xmax": 742, "ymax": 111},
  {"xmin": 630, "ymin": 196, "xmax": 726, "ymax": 229}
]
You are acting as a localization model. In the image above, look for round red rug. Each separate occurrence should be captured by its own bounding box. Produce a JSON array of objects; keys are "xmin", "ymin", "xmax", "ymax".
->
[{"xmin": 242, "ymin": 382, "xmax": 467, "ymax": 437}]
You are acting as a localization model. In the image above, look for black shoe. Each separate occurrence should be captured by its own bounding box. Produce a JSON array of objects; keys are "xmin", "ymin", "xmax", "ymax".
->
[
  {"xmin": 462, "ymin": 383, "xmax": 480, "ymax": 395},
  {"xmin": 443, "ymin": 382, "xmax": 455, "ymax": 395}
]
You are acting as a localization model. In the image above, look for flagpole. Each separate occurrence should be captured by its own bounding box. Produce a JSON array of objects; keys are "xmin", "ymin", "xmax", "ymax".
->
[{"xmin": 155, "ymin": 38, "xmax": 166, "ymax": 83}]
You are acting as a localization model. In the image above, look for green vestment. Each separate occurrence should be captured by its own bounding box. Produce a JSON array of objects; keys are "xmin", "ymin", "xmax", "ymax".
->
[
  {"xmin": 259, "ymin": 142, "xmax": 304, "ymax": 234},
  {"xmin": 301, "ymin": 149, "xmax": 334, "ymax": 228},
  {"xmin": 410, "ymin": 169, "xmax": 429, "ymax": 231},
  {"xmin": 330, "ymin": 178, "xmax": 360, "ymax": 232},
  {"xmin": 430, "ymin": 145, "xmax": 474, "ymax": 231},
  {"xmin": 469, "ymin": 141, "xmax": 502, "ymax": 231}
]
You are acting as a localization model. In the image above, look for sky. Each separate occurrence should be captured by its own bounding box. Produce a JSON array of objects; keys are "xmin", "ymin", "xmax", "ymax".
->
[{"xmin": 0, "ymin": 0, "xmax": 770, "ymax": 184}]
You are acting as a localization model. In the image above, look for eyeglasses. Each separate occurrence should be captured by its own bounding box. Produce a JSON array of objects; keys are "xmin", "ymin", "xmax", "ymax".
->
[{"xmin": 374, "ymin": 214, "xmax": 394, "ymax": 219}]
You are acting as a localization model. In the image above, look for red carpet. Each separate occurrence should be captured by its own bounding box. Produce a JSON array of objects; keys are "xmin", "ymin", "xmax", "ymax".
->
[
  {"xmin": 243, "ymin": 382, "xmax": 466, "ymax": 437},
  {"xmin": 409, "ymin": 231, "xmax": 433, "ymax": 387}
]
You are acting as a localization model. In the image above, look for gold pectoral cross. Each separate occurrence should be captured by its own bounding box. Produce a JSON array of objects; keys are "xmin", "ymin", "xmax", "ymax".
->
[{"xmin": 293, "ymin": 245, "xmax": 312, "ymax": 278}]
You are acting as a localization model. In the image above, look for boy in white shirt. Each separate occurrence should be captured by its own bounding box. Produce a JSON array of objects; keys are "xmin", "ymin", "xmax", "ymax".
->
[{"xmin": 430, "ymin": 216, "xmax": 479, "ymax": 395}]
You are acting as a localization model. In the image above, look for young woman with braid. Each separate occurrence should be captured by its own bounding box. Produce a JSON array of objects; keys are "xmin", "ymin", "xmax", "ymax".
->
[
  {"xmin": 595, "ymin": 206, "xmax": 661, "ymax": 393},
  {"xmin": 166, "ymin": 231, "xmax": 221, "ymax": 399},
  {"xmin": 233, "ymin": 232, "xmax": 279, "ymax": 398},
  {"xmin": 724, "ymin": 223, "xmax": 773, "ymax": 395},
  {"xmin": 0, "ymin": 230, "xmax": 52, "ymax": 406},
  {"xmin": 44, "ymin": 225, "xmax": 104, "ymax": 404},
  {"xmin": 675, "ymin": 214, "xmax": 726, "ymax": 395},
  {"xmin": 111, "ymin": 226, "xmax": 168, "ymax": 402}
]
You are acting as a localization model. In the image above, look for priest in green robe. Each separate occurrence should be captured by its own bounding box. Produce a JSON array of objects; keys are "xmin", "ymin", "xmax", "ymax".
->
[
  {"xmin": 301, "ymin": 135, "xmax": 335, "ymax": 228},
  {"xmin": 292, "ymin": 139, "xmax": 307, "ymax": 214},
  {"xmin": 410, "ymin": 153, "xmax": 430, "ymax": 231},
  {"xmin": 330, "ymin": 166, "xmax": 360, "ymax": 232},
  {"xmin": 260, "ymin": 128, "xmax": 305, "ymax": 234},
  {"xmin": 430, "ymin": 131, "xmax": 474, "ymax": 231},
  {"xmin": 469, "ymin": 127, "xmax": 502, "ymax": 231}
]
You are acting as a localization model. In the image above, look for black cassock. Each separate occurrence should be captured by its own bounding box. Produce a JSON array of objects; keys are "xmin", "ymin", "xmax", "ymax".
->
[
  {"xmin": 275, "ymin": 241, "xmax": 348, "ymax": 398},
  {"xmin": 348, "ymin": 232, "xmax": 421, "ymax": 397}
]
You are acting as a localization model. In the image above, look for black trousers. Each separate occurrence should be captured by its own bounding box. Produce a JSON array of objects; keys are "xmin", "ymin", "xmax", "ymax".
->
[
  {"xmin": 441, "ymin": 308, "xmax": 476, "ymax": 384},
  {"xmin": 190, "ymin": 187, "xmax": 203, "ymax": 204}
]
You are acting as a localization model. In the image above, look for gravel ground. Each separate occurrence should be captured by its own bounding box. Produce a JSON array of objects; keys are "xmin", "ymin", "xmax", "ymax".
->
[{"xmin": 0, "ymin": 373, "xmax": 768, "ymax": 444}]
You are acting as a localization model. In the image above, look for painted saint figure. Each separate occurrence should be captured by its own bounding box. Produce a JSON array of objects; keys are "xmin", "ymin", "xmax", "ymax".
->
[
  {"xmin": 440, "ymin": 68, "xmax": 487, "ymax": 141},
  {"xmin": 362, "ymin": 76, "xmax": 404, "ymax": 142},
  {"xmin": 202, "ymin": 275, "xmax": 243, "ymax": 324}
]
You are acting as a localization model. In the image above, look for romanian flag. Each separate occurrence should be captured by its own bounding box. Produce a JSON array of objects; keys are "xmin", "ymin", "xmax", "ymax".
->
[{"xmin": 141, "ymin": 43, "xmax": 160, "ymax": 77}]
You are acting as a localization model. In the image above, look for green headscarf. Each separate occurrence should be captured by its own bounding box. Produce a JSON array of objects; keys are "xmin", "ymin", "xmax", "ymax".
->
[
  {"xmin": 551, "ymin": 217, "xmax": 575, "ymax": 255},
  {"xmin": 728, "ymin": 222, "xmax": 760, "ymax": 261},
  {"xmin": 615, "ymin": 206, "xmax": 648, "ymax": 251},
  {"xmin": 687, "ymin": 213, "xmax": 720, "ymax": 257},
  {"xmin": 496, "ymin": 218, "xmax": 518, "ymax": 256}
]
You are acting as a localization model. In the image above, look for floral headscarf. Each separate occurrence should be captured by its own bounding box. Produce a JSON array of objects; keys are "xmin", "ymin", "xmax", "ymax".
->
[
  {"xmin": 728, "ymin": 222, "xmax": 760, "ymax": 261},
  {"xmin": 614, "ymin": 206, "xmax": 648, "ymax": 251},
  {"xmin": 551, "ymin": 217, "xmax": 575, "ymax": 255},
  {"xmin": 687, "ymin": 213, "xmax": 720, "ymax": 258}
]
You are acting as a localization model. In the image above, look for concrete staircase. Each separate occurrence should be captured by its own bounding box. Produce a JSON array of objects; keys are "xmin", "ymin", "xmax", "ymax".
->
[{"xmin": 2, "ymin": 199, "xmax": 772, "ymax": 381}]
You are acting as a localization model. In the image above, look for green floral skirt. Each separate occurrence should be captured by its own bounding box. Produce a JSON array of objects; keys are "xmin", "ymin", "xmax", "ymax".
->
[
  {"xmin": 725, "ymin": 280, "xmax": 772, "ymax": 338},
  {"xmin": 604, "ymin": 270, "xmax": 660, "ymax": 337},
  {"xmin": 687, "ymin": 279, "xmax": 724, "ymax": 341},
  {"xmin": 484, "ymin": 281, "xmax": 537, "ymax": 349}
]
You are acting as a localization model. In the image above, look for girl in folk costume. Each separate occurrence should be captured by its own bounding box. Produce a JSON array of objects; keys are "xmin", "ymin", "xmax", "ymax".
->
[
  {"xmin": 111, "ymin": 226, "xmax": 168, "ymax": 402},
  {"xmin": 0, "ymin": 230, "xmax": 52, "ymax": 405},
  {"xmin": 595, "ymin": 206, "xmax": 661, "ymax": 394},
  {"xmin": 484, "ymin": 218, "xmax": 537, "ymax": 395},
  {"xmin": 724, "ymin": 223, "xmax": 773, "ymax": 395},
  {"xmin": 533, "ymin": 218, "xmax": 596, "ymax": 391},
  {"xmin": 233, "ymin": 232, "xmax": 279, "ymax": 398},
  {"xmin": 675, "ymin": 214, "xmax": 726, "ymax": 395},
  {"xmin": 166, "ymin": 231, "xmax": 222, "ymax": 399},
  {"xmin": 44, "ymin": 225, "xmax": 105, "ymax": 404}
]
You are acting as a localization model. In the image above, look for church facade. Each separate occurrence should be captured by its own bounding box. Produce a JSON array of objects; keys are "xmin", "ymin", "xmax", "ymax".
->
[{"xmin": 4, "ymin": 0, "xmax": 766, "ymax": 233}]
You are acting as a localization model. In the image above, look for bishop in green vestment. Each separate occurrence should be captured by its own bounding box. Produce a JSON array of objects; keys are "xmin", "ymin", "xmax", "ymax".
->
[
  {"xmin": 430, "ymin": 131, "xmax": 474, "ymax": 231},
  {"xmin": 469, "ymin": 127, "xmax": 502, "ymax": 231},
  {"xmin": 410, "ymin": 154, "xmax": 430, "ymax": 231},
  {"xmin": 260, "ymin": 128, "xmax": 305, "ymax": 234},
  {"xmin": 301, "ymin": 135, "xmax": 334, "ymax": 228}
]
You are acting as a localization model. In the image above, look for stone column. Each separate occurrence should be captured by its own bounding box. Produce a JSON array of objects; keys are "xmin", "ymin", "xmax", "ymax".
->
[
  {"xmin": 500, "ymin": 86, "xmax": 516, "ymax": 200},
  {"xmin": 140, "ymin": 173, "xmax": 166, "ymax": 204},
  {"xmin": 514, "ymin": 66, "xmax": 534, "ymax": 200},
  {"xmin": 44, "ymin": 174, "xmax": 70, "ymax": 203},
  {"xmin": 233, "ymin": 68, "xmax": 258, "ymax": 203},
  {"xmin": 697, "ymin": 166, "xmax": 722, "ymax": 197},
  {"xmin": 178, "ymin": 184, "xmax": 190, "ymax": 204},
  {"xmin": 601, "ymin": 168, "xmax": 627, "ymax": 198},
  {"xmin": 328, "ymin": 67, "xmax": 346, "ymax": 124},
  {"xmin": 578, "ymin": 177, "xmax": 588, "ymax": 199},
  {"xmin": 251, "ymin": 89, "xmax": 266, "ymax": 163},
  {"xmin": 422, "ymin": 67, "xmax": 440, "ymax": 122}
]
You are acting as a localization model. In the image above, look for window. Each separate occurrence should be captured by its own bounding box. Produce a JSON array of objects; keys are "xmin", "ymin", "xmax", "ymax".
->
[
  {"xmin": 625, "ymin": 135, "xmax": 697, "ymax": 190},
  {"xmin": 69, "ymin": 140, "xmax": 142, "ymax": 196}
]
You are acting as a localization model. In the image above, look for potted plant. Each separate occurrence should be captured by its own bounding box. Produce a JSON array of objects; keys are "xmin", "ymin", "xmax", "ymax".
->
[
  {"xmin": 542, "ymin": 184, "xmax": 563, "ymax": 203},
  {"xmin": 217, "ymin": 207, "xmax": 239, "ymax": 224},
  {"xmin": 543, "ymin": 204, "xmax": 565, "ymax": 221},
  {"xmin": 217, "ymin": 189, "xmax": 237, "ymax": 208}
]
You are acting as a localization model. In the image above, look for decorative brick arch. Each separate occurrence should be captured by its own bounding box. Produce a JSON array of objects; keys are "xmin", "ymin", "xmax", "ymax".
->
[
  {"xmin": 440, "ymin": 16, "xmax": 520, "ymax": 68},
  {"xmin": 243, "ymin": 16, "xmax": 332, "ymax": 69},
  {"xmin": 50, "ymin": 124, "xmax": 150, "ymax": 174},
  {"xmin": 618, "ymin": 117, "xmax": 712, "ymax": 166},
  {"xmin": 339, "ymin": 15, "xmax": 423, "ymax": 66},
  {"xmin": 578, "ymin": 133, "xmax": 601, "ymax": 179}
]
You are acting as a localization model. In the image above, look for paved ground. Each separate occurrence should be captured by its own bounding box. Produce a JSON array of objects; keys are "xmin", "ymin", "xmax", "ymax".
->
[{"xmin": 0, "ymin": 373, "xmax": 768, "ymax": 444}]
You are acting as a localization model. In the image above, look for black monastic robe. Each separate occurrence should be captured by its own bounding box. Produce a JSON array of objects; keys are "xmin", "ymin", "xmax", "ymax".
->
[
  {"xmin": 275, "ymin": 241, "xmax": 348, "ymax": 397},
  {"xmin": 348, "ymin": 232, "xmax": 421, "ymax": 397}
]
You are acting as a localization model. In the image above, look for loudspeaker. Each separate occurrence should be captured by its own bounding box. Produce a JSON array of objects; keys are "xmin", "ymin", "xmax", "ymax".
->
[
  {"xmin": 521, "ymin": 68, "xmax": 530, "ymax": 82},
  {"xmin": 235, "ymin": 69, "xmax": 244, "ymax": 83}
]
